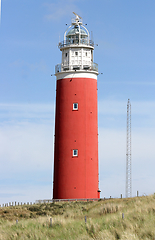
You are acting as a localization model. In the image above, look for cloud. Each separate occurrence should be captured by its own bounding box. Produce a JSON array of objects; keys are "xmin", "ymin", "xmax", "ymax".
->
[
  {"xmin": 0, "ymin": 103, "xmax": 54, "ymax": 204},
  {"xmin": 98, "ymin": 99, "xmax": 155, "ymax": 129},
  {"xmin": 0, "ymin": 122, "xmax": 53, "ymax": 171},
  {"xmin": 10, "ymin": 60, "xmax": 49, "ymax": 75},
  {"xmin": 44, "ymin": 1, "xmax": 80, "ymax": 21},
  {"xmin": 0, "ymin": 103, "xmax": 55, "ymax": 173},
  {"xmin": 99, "ymin": 99, "xmax": 155, "ymax": 115},
  {"xmin": 98, "ymin": 99, "xmax": 126, "ymax": 115},
  {"xmin": 0, "ymin": 185, "xmax": 53, "ymax": 204},
  {"xmin": 29, "ymin": 61, "xmax": 48, "ymax": 72},
  {"xmin": 102, "ymin": 80, "xmax": 155, "ymax": 86},
  {"xmin": 0, "ymin": 103, "xmax": 54, "ymax": 122}
]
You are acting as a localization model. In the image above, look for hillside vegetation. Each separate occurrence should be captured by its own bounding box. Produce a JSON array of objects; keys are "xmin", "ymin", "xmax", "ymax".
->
[{"xmin": 0, "ymin": 195, "xmax": 155, "ymax": 239}]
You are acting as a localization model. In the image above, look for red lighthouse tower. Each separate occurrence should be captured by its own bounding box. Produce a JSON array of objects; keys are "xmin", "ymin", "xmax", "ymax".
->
[{"xmin": 53, "ymin": 13, "xmax": 100, "ymax": 199}]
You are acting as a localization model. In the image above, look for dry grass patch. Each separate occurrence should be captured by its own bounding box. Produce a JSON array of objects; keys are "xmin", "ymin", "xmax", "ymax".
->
[{"xmin": 1, "ymin": 195, "xmax": 155, "ymax": 239}]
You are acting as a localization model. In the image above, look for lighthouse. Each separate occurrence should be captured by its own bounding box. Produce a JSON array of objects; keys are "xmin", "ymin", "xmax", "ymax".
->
[{"xmin": 53, "ymin": 13, "xmax": 100, "ymax": 199}]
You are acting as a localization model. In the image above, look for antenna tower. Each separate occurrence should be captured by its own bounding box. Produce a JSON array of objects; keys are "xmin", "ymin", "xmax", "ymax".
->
[{"xmin": 126, "ymin": 99, "xmax": 132, "ymax": 198}]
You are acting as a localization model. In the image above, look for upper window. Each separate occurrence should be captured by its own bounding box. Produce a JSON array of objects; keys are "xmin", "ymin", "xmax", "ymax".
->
[
  {"xmin": 65, "ymin": 53, "xmax": 68, "ymax": 57},
  {"xmin": 73, "ymin": 149, "xmax": 78, "ymax": 157},
  {"xmin": 75, "ymin": 52, "xmax": 78, "ymax": 56},
  {"xmin": 73, "ymin": 103, "xmax": 78, "ymax": 110},
  {"xmin": 85, "ymin": 52, "xmax": 87, "ymax": 56}
]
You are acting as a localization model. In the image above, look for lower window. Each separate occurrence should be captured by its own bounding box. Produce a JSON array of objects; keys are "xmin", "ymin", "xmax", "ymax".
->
[
  {"xmin": 73, "ymin": 103, "xmax": 78, "ymax": 110},
  {"xmin": 73, "ymin": 149, "xmax": 78, "ymax": 157}
]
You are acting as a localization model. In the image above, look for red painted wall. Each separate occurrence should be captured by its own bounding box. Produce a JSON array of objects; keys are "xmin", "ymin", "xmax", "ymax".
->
[{"xmin": 53, "ymin": 77, "xmax": 99, "ymax": 199}]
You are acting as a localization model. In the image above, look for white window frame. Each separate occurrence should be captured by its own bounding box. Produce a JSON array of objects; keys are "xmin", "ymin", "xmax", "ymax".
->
[
  {"xmin": 73, "ymin": 149, "xmax": 78, "ymax": 157},
  {"xmin": 73, "ymin": 103, "xmax": 78, "ymax": 110}
]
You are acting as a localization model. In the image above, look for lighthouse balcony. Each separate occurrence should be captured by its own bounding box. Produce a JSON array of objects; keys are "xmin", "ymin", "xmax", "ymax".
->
[
  {"xmin": 55, "ymin": 62, "xmax": 98, "ymax": 73},
  {"xmin": 58, "ymin": 39, "xmax": 94, "ymax": 49}
]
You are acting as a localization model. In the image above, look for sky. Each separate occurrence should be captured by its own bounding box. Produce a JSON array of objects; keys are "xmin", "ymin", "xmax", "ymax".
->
[{"xmin": 0, "ymin": 0, "xmax": 155, "ymax": 204}]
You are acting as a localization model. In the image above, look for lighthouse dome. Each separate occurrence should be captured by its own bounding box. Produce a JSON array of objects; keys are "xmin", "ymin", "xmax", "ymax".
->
[{"xmin": 66, "ymin": 26, "xmax": 88, "ymax": 39}]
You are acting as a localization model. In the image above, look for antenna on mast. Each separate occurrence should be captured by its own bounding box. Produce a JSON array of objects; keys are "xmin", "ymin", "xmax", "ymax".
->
[{"xmin": 126, "ymin": 99, "xmax": 132, "ymax": 198}]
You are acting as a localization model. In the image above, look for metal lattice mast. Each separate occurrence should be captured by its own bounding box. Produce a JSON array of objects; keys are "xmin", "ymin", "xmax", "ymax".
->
[{"xmin": 126, "ymin": 99, "xmax": 132, "ymax": 198}]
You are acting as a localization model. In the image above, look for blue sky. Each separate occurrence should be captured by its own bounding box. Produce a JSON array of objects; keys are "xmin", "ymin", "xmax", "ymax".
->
[{"xmin": 1, "ymin": 0, "xmax": 155, "ymax": 204}]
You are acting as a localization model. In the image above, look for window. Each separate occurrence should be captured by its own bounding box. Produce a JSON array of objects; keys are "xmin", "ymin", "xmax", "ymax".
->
[
  {"xmin": 73, "ymin": 149, "xmax": 78, "ymax": 157},
  {"xmin": 73, "ymin": 103, "xmax": 78, "ymax": 110},
  {"xmin": 85, "ymin": 52, "xmax": 87, "ymax": 56},
  {"xmin": 66, "ymin": 53, "xmax": 68, "ymax": 57},
  {"xmin": 75, "ymin": 52, "xmax": 78, "ymax": 56}
]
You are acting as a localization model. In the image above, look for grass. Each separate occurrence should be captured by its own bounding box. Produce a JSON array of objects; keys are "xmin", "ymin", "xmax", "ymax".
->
[{"xmin": 1, "ymin": 195, "xmax": 155, "ymax": 239}]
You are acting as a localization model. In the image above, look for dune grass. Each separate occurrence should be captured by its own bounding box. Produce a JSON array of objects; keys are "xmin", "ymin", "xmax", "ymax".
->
[{"xmin": 0, "ymin": 195, "xmax": 155, "ymax": 239}]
